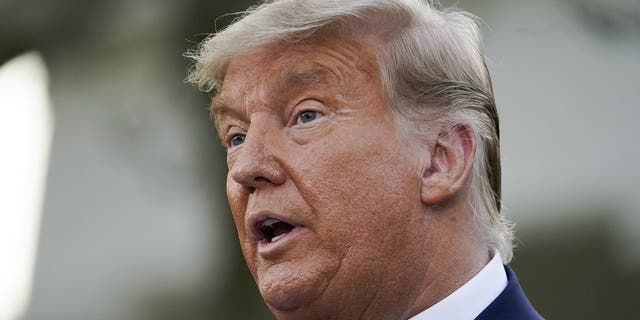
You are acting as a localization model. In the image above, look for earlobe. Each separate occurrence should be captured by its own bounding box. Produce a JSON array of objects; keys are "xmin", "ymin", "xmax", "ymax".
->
[
  {"xmin": 421, "ymin": 171, "xmax": 452, "ymax": 206},
  {"xmin": 420, "ymin": 124, "xmax": 476, "ymax": 207}
]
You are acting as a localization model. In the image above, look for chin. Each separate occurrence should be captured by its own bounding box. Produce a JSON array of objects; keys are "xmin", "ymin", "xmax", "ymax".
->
[
  {"xmin": 262, "ymin": 282, "xmax": 315, "ymax": 312},
  {"xmin": 256, "ymin": 259, "xmax": 336, "ymax": 315},
  {"xmin": 259, "ymin": 268, "xmax": 323, "ymax": 312}
]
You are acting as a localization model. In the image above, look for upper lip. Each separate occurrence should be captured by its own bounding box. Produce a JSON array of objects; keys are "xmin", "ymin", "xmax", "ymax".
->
[{"xmin": 246, "ymin": 210, "xmax": 303, "ymax": 241}]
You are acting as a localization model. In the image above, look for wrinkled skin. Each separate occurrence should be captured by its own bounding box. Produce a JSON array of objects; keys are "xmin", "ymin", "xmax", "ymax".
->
[{"xmin": 214, "ymin": 37, "xmax": 488, "ymax": 319}]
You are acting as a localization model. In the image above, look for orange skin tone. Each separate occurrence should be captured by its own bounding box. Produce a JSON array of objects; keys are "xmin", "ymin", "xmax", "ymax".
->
[{"xmin": 213, "ymin": 37, "xmax": 490, "ymax": 320}]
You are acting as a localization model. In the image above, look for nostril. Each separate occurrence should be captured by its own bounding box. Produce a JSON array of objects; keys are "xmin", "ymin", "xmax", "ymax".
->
[
  {"xmin": 244, "ymin": 176, "xmax": 270, "ymax": 194},
  {"xmin": 233, "ymin": 166, "xmax": 284, "ymax": 193}
]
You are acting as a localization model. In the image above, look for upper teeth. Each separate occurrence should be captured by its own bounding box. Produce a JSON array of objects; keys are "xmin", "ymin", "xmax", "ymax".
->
[{"xmin": 262, "ymin": 218, "xmax": 279, "ymax": 228}]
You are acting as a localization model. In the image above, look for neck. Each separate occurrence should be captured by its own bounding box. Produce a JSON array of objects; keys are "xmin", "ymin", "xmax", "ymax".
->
[{"xmin": 361, "ymin": 206, "xmax": 491, "ymax": 320}]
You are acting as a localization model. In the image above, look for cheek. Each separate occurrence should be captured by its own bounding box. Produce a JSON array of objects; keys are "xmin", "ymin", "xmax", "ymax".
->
[
  {"xmin": 284, "ymin": 122, "xmax": 424, "ymax": 301},
  {"xmin": 296, "ymin": 124, "xmax": 420, "ymax": 248}
]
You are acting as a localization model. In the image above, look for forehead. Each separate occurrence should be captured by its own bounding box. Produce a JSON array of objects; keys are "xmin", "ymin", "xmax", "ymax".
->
[
  {"xmin": 212, "ymin": 38, "xmax": 381, "ymax": 117},
  {"xmin": 226, "ymin": 37, "xmax": 378, "ymax": 84}
]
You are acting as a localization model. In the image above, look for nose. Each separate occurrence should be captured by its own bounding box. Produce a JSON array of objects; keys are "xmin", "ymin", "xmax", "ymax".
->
[{"xmin": 229, "ymin": 127, "xmax": 287, "ymax": 194}]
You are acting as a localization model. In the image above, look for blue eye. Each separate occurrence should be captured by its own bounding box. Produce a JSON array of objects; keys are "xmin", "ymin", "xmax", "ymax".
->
[
  {"xmin": 298, "ymin": 110, "xmax": 320, "ymax": 124},
  {"xmin": 230, "ymin": 134, "xmax": 245, "ymax": 146}
]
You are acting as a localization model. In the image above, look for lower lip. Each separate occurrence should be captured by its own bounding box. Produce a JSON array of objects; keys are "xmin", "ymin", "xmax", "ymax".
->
[{"xmin": 257, "ymin": 227, "xmax": 305, "ymax": 255}]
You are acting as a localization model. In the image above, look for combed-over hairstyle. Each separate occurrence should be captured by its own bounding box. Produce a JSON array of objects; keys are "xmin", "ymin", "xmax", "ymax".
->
[{"xmin": 186, "ymin": 0, "xmax": 515, "ymax": 262}]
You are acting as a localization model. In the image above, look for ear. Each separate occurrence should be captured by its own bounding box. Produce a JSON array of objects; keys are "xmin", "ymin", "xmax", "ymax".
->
[{"xmin": 421, "ymin": 124, "xmax": 476, "ymax": 206}]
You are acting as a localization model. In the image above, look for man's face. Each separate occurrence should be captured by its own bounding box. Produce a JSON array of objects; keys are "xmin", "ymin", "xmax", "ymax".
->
[{"xmin": 215, "ymin": 39, "xmax": 434, "ymax": 317}]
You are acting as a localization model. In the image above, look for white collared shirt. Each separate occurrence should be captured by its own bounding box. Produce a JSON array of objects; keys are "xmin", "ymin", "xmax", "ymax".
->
[{"xmin": 409, "ymin": 251, "xmax": 507, "ymax": 320}]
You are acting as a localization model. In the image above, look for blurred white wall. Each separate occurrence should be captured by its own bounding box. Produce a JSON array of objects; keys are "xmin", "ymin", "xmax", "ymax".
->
[
  {"xmin": 24, "ymin": 3, "xmax": 230, "ymax": 319},
  {"xmin": 0, "ymin": 53, "xmax": 52, "ymax": 320}
]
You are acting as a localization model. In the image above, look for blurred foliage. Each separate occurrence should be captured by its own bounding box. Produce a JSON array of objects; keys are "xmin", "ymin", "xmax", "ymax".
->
[{"xmin": 513, "ymin": 213, "xmax": 640, "ymax": 319}]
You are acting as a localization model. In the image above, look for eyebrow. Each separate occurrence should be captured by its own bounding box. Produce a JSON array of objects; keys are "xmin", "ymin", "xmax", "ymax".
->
[
  {"xmin": 209, "ymin": 68, "xmax": 332, "ymax": 124},
  {"xmin": 210, "ymin": 95, "xmax": 232, "ymax": 122}
]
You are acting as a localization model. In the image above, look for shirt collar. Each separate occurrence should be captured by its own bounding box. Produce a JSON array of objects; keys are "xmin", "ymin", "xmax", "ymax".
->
[{"xmin": 409, "ymin": 251, "xmax": 507, "ymax": 320}]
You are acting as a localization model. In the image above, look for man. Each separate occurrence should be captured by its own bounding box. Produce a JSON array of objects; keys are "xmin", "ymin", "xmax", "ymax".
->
[{"xmin": 187, "ymin": 0, "xmax": 543, "ymax": 319}]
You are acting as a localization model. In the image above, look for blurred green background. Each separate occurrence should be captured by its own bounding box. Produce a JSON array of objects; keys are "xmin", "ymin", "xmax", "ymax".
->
[{"xmin": 1, "ymin": 0, "xmax": 639, "ymax": 319}]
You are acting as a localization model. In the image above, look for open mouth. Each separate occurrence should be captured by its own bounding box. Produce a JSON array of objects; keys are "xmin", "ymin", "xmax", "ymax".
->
[{"xmin": 256, "ymin": 218, "xmax": 296, "ymax": 243}]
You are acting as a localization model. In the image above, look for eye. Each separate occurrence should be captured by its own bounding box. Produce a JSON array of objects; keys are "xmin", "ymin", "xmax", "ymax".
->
[
  {"xmin": 230, "ymin": 134, "xmax": 246, "ymax": 147},
  {"xmin": 297, "ymin": 110, "xmax": 322, "ymax": 124}
]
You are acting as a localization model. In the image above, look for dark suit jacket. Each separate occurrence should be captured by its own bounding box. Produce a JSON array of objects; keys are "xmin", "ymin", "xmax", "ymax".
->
[{"xmin": 475, "ymin": 266, "xmax": 544, "ymax": 320}]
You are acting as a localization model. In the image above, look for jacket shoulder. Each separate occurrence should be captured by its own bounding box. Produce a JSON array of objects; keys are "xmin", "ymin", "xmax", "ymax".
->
[{"xmin": 475, "ymin": 265, "xmax": 544, "ymax": 320}]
